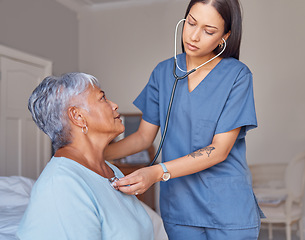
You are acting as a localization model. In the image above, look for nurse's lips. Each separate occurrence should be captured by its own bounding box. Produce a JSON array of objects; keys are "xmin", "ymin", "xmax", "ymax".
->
[
  {"xmin": 186, "ymin": 43, "xmax": 199, "ymax": 51},
  {"xmin": 114, "ymin": 114, "xmax": 121, "ymax": 120}
]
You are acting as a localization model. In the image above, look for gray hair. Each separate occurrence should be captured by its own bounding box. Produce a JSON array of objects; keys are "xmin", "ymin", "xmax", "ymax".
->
[{"xmin": 28, "ymin": 72, "xmax": 101, "ymax": 152}]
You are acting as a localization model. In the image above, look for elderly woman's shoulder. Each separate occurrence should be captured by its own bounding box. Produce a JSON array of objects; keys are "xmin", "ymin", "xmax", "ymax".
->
[{"xmin": 33, "ymin": 157, "xmax": 88, "ymax": 190}]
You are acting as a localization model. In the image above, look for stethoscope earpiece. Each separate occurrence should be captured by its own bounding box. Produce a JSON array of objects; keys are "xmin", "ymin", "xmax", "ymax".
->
[{"xmin": 220, "ymin": 38, "xmax": 226, "ymax": 48}]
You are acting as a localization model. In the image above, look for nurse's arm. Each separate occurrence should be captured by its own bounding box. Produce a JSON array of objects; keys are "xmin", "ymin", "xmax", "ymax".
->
[
  {"xmin": 115, "ymin": 127, "xmax": 241, "ymax": 195},
  {"xmin": 104, "ymin": 119, "xmax": 159, "ymax": 161},
  {"xmin": 166, "ymin": 127, "xmax": 241, "ymax": 178}
]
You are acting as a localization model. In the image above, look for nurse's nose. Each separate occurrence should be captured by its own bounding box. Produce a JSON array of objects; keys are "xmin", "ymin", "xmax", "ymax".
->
[{"xmin": 190, "ymin": 27, "xmax": 201, "ymax": 42}]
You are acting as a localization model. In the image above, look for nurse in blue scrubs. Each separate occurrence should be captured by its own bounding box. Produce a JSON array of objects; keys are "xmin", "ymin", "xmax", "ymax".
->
[{"xmin": 105, "ymin": 0, "xmax": 264, "ymax": 239}]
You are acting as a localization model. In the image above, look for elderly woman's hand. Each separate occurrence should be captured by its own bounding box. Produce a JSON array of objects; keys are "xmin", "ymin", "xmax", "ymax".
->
[{"xmin": 113, "ymin": 165, "xmax": 162, "ymax": 195}]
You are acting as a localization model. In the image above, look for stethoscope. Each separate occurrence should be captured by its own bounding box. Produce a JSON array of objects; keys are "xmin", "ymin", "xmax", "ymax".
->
[
  {"xmin": 148, "ymin": 19, "xmax": 227, "ymax": 166},
  {"xmin": 109, "ymin": 19, "xmax": 227, "ymax": 187}
]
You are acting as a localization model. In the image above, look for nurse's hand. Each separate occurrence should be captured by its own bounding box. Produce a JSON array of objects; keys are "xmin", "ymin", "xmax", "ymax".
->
[{"xmin": 113, "ymin": 165, "xmax": 162, "ymax": 195}]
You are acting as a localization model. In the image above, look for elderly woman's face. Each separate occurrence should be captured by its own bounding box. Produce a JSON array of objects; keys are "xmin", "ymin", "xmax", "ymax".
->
[{"xmin": 84, "ymin": 85, "xmax": 124, "ymax": 137}]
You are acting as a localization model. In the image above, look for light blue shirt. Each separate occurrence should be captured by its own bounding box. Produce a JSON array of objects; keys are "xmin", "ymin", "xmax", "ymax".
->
[
  {"xmin": 134, "ymin": 53, "xmax": 263, "ymax": 229},
  {"xmin": 16, "ymin": 157, "xmax": 154, "ymax": 240}
]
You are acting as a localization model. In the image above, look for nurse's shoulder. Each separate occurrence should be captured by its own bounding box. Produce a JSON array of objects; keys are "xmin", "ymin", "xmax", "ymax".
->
[
  {"xmin": 153, "ymin": 53, "xmax": 185, "ymax": 73},
  {"xmin": 222, "ymin": 57, "xmax": 252, "ymax": 76}
]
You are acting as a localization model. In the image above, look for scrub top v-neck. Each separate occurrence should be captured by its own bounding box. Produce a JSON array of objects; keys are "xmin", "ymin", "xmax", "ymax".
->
[
  {"xmin": 183, "ymin": 56, "xmax": 223, "ymax": 94},
  {"xmin": 134, "ymin": 52, "xmax": 263, "ymax": 229}
]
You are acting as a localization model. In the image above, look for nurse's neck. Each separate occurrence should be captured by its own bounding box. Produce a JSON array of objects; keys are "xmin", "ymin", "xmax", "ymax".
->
[{"xmin": 186, "ymin": 53, "xmax": 221, "ymax": 71}]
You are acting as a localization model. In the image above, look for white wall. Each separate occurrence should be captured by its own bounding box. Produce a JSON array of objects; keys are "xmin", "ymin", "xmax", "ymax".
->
[
  {"xmin": 79, "ymin": 0, "xmax": 186, "ymax": 112},
  {"xmin": 241, "ymin": 0, "xmax": 305, "ymax": 164},
  {"xmin": 79, "ymin": 0, "xmax": 305, "ymax": 165},
  {"xmin": 0, "ymin": 0, "xmax": 78, "ymax": 75}
]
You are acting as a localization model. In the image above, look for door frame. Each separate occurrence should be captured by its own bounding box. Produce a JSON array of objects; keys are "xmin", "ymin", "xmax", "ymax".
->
[{"xmin": 0, "ymin": 45, "xmax": 52, "ymax": 73}]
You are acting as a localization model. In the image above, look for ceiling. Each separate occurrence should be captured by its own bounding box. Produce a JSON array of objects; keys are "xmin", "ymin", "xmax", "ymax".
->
[
  {"xmin": 71, "ymin": 0, "xmax": 135, "ymax": 5},
  {"xmin": 56, "ymin": 0, "xmax": 164, "ymax": 12}
]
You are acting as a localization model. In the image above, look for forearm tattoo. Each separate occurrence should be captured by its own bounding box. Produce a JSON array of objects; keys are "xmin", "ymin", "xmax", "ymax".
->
[{"xmin": 188, "ymin": 147, "xmax": 215, "ymax": 158}]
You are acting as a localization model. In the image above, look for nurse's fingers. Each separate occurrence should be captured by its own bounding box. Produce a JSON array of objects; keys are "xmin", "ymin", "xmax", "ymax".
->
[
  {"xmin": 114, "ymin": 173, "xmax": 142, "ymax": 188},
  {"xmin": 118, "ymin": 183, "xmax": 143, "ymax": 195},
  {"xmin": 113, "ymin": 166, "xmax": 161, "ymax": 195}
]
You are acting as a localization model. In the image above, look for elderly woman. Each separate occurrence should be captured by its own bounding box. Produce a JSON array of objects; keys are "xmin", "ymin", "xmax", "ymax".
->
[{"xmin": 16, "ymin": 73, "xmax": 154, "ymax": 240}]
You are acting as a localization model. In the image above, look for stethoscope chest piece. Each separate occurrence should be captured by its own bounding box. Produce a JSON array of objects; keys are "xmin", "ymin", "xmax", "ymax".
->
[{"xmin": 109, "ymin": 176, "xmax": 119, "ymax": 190}]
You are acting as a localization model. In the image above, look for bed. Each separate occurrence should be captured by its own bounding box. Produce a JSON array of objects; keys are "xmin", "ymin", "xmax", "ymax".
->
[
  {"xmin": 0, "ymin": 176, "xmax": 168, "ymax": 240},
  {"xmin": 0, "ymin": 176, "xmax": 34, "ymax": 240}
]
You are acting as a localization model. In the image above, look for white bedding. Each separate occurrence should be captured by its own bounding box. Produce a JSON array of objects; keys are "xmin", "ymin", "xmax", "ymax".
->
[
  {"xmin": 0, "ymin": 176, "xmax": 167, "ymax": 240},
  {"xmin": 0, "ymin": 176, "xmax": 34, "ymax": 240},
  {"xmin": 0, "ymin": 205, "xmax": 27, "ymax": 239}
]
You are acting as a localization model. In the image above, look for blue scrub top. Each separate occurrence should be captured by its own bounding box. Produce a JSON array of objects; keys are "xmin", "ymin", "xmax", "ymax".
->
[{"xmin": 134, "ymin": 53, "xmax": 263, "ymax": 230}]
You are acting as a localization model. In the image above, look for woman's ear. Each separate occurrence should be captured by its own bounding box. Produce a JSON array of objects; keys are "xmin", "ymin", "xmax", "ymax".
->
[
  {"xmin": 67, "ymin": 106, "xmax": 86, "ymax": 128},
  {"xmin": 223, "ymin": 30, "xmax": 231, "ymax": 42}
]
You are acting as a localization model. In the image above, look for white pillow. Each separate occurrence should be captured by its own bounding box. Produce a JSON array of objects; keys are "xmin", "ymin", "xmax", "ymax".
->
[{"xmin": 0, "ymin": 176, "xmax": 35, "ymax": 207}]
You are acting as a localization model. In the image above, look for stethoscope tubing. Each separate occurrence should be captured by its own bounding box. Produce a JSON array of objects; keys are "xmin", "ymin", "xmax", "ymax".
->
[
  {"xmin": 149, "ymin": 60, "xmax": 196, "ymax": 166},
  {"xmin": 148, "ymin": 19, "xmax": 227, "ymax": 166}
]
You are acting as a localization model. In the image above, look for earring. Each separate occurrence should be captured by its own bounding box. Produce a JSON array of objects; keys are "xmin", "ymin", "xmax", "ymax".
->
[
  {"xmin": 218, "ymin": 42, "xmax": 224, "ymax": 48},
  {"xmin": 82, "ymin": 125, "xmax": 88, "ymax": 134}
]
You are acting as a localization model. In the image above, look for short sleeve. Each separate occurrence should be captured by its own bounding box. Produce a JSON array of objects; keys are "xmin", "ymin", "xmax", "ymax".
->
[
  {"xmin": 215, "ymin": 71, "xmax": 257, "ymax": 139},
  {"xmin": 17, "ymin": 176, "xmax": 102, "ymax": 240},
  {"xmin": 133, "ymin": 67, "xmax": 160, "ymax": 126}
]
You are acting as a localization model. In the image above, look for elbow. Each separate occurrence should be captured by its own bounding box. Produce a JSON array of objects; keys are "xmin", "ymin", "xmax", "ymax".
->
[
  {"xmin": 128, "ymin": 129, "xmax": 153, "ymax": 153},
  {"xmin": 218, "ymin": 151, "xmax": 230, "ymax": 163},
  {"xmin": 136, "ymin": 131, "xmax": 154, "ymax": 150},
  {"xmin": 211, "ymin": 145, "xmax": 231, "ymax": 164}
]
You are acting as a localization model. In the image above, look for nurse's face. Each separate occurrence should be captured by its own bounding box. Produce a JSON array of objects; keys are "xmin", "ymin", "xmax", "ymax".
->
[{"xmin": 183, "ymin": 2, "xmax": 228, "ymax": 59}]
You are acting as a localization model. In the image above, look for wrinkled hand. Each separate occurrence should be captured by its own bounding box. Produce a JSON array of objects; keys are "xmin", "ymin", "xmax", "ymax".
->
[{"xmin": 113, "ymin": 165, "xmax": 161, "ymax": 195}]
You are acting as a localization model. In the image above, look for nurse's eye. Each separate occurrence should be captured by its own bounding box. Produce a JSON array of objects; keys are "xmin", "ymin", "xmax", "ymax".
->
[
  {"xmin": 187, "ymin": 21, "xmax": 196, "ymax": 27},
  {"xmin": 204, "ymin": 30, "xmax": 214, "ymax": 36}
]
